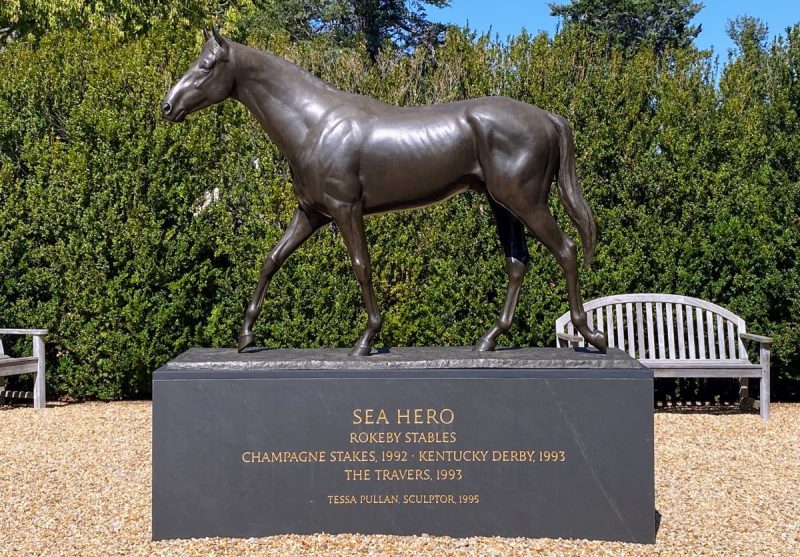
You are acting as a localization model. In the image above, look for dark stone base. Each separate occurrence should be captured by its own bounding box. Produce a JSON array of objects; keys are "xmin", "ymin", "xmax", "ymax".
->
[{"xmin": 152, "ymin": 347, "xmax": 654, "ymax": 542}]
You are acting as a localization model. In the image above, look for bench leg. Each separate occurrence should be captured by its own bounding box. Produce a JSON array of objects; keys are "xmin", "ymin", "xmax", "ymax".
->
[
  {"xmin": 738, "ymin": 378, "xmax": 749, "ymax": 410},
  {"xmin": 760, "ymin": 345, "xmax": 770, "ymax": 420},
  {"xmin": 32, "ymin": 335, "xmax": 46, "ymax": 409}
]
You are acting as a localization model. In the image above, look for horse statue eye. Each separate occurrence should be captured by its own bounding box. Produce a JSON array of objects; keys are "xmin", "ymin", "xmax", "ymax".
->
[{"xmin": 199, "ymin": 62, "xmax": 213, "ymax": 73}]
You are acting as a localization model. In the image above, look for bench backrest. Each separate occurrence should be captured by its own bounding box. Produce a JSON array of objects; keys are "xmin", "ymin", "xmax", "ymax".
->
[{"xmin": 556, "ymin": 294, "xmax": 748, "ymax": 361}]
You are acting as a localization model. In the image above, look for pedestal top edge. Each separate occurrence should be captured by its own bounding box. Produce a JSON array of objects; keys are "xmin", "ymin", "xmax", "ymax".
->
[{"xmin": 160, "ymin": 346, "xmax": 645, "ymax": 372}]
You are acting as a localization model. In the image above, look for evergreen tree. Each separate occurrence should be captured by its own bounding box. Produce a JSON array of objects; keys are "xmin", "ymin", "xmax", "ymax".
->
[
  {"xmin": 342, "ymin": 0, "xmax": 451, "ymax": 60},
  {"xmin": 243, "ymin": 0, "xmax": 451, "ymax": 61},
  {"xmin": 549, "ymin": 0, "xmax": 703, "ymax": 54},
  {"xmin": 725, "ymin": 15, "xmax": 768, "ymax": 58}
]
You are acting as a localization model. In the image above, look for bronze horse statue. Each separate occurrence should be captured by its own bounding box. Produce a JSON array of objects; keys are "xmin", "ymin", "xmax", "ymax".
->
[{"xmin": 162, "ymin": 28, "xmax": 608, "ymax": 356}]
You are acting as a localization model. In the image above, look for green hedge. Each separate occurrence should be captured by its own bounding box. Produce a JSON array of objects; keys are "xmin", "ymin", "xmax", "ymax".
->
[{"xmin": 0, "ymin": 24, "xmax": 797, "ymax": 399}]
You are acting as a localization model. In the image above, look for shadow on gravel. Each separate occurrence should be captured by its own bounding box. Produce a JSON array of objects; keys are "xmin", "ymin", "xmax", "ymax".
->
[
  {"xmin": 654, "ymin": 401, "xmax": 759, "ymax": 415},
  {"xmin": 1, "ymin": 399, "xmax": 79, "ymax": 410}
]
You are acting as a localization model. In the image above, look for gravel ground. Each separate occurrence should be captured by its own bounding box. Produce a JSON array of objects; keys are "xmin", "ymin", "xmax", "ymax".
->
[{"xmin": 1, "ymin": 401, "xmax": 798, "ymax": 556}]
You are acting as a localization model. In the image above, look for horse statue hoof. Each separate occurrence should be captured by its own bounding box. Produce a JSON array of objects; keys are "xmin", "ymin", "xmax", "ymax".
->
[
  {"xmin": 349, "ymin": 344, "xmax": 372, "ymax": 357},
  {"xmin": 588, "ymin": 332, "xmax": 607, "ymax": 354},
  {"xmin": 237, "ymin": 332, "xmax": 255, "ymax": 353},
  {"xmin": 473, "ymin": 337, "xmax": 496, "ymax": 352}
]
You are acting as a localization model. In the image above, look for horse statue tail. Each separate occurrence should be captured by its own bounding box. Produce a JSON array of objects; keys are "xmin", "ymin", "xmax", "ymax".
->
[{"xmin": 547, "ymin": 113, "xmax": 596, "ymax": 268}]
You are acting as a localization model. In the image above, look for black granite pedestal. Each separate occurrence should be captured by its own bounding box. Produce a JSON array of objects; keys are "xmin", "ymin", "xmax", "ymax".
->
[{"xmin": 152, "ymin": 347, "xmax": 654, "ymax": 542}]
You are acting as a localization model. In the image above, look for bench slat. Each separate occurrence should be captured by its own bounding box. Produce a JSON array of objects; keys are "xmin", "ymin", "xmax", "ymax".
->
[
  {"xmin": 644, "ymin": 359, "xmax": 760, "ymax": 377},
  {"xmin": 687, "ymin": 305, "xmax": 696, "ymax": 358},
  {"xmin": 706, "ymin": 310, "xmax": 716, "ymax": 359},
  {"xmin": 666, "ymin": 303, "xmax": 676, "ymax": 359},
  {"xmin": 626, "ymin": 302, "xmax": 635, "ymax": 357},
  {"xmin": 652, "ymin": 368, "xmax": 762, "ymax": 378},
  {"xmin": 585, "ymin": 310, "xmax": 593, "ymax": 347},
  {"xmin": 615, "ymin": 304, "xmax": 624, "ymax": 354},
  {"xmin": 643, "ymin": 358, "xmax": 758, "ymax": 368},
  {"xmin": 0, "ymin": 389, "xmax": 34, "ymax": 400},
  {"xmin": 646, "ymin": 303, "xmax": 655, "ymax": 358},
  {"xmin": 597, "ymin": 306, "xmax": 605, "ymax": 335},
  {"xmin": 696, "ymin": 307, "xmax": 706, "ymax": 358},
  {"xmin": 0, "ymin": 357, "xmax": 39, "ymax": 376},
  {"xmin": 577, "ymin": 294, "xmax": 744, "ymax": 324},
  {"xmin": 605, "ymin": 305, "xmax": 614, "ymax": 348},
  {"xmin": 717, "ymin": 314, "xmax": 726, "ymax": 360},
  {"xmin": 636, "ymin": 302, "xmax": 645, "ymax": 358},
  {"xmin": 677, "ymin": 304, "xmax": 686, "ymax": 359},
  {"xmin": 727, "ymin": 321, "xmax": 736, "ymax": 359},
  {"xmin": 738, "ymin": 329, "xmax": 748, "ymax": 359},
  {"xmin": 655, "ymin": 302, "xmax": 665, "ymax": 359},
  {"xmin": 0, "ymin": 356, "xmax": 38, "ymax": 367}
]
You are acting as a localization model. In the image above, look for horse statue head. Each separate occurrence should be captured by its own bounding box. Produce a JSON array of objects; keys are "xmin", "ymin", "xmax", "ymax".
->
[{"xmin": 162, "ymin": 27, "xmax": 235, "ymax": 123}]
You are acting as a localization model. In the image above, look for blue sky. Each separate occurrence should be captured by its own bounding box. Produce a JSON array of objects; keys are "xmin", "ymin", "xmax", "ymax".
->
[{"xmin": 428, "ymin": 1, "xmax": 798, "ymax": 57}]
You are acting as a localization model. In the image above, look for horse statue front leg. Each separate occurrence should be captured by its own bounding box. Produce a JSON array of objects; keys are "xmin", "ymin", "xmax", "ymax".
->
[
  {"xmin": 330, "ymin": 201, "xmax": 382, "ymax": 356},
  {"xmin": 238, "ymin": 207, "xmax": 330, "ymax": 352}
]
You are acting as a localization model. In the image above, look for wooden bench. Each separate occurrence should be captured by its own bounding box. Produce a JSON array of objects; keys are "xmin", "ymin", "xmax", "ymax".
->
[
  {"xmin": 555, "ymin": 294, "xmax": 772, "ymax": 419},
  {"xmin": 0, "ymin": 328, "xmax": 48, "ymax": 409}
]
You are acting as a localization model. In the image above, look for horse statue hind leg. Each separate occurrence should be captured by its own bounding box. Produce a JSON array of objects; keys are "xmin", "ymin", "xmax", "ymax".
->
[
  {"xmin": 473, "ymin": 113, "xmax": 607, "ymax": 354},
  {"xmin": 474, "ymin": 202, "xmax": 530, "ymax": 352},
  {"xmin": 474, "ymin": 196, "xmax": 606, "ymax": 354},
  {"xmin": 510, "ymin": 202, "xmax": 606, "ymax": 353}
]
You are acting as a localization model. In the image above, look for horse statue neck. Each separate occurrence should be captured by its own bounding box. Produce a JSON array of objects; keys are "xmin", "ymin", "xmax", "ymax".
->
[{"xmin": 229, "ymin": 43, "xmax": 345, "ymax": 161}]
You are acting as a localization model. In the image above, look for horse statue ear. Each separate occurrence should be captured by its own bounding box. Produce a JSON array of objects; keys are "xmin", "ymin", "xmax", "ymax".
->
[
  {"xmin": 203, "ymin": 28, "xmax": 210, "ymax": 41},
  {"xmin": 211, "ymin": 26, "xmax": 226, "ymax": 45},
  {"xmin": 211, "ymin": 25, "xmax": 230, "ymax": 61}
]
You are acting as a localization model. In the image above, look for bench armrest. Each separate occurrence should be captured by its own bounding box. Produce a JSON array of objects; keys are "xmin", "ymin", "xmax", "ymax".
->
[
  {"xmin": 0, "ymin": 329, "xmax": 48, "ymax": 409},
  {"xmin": 557, "ymin": 332, "xmax": 583, "ymax": 346},
  {"xmin": 740, "ymin": 332, "xmax": 773, "ymax": 346},
  {"xmin": 0, "ymin": 328, "xmax": 49, "ymax": 336},
  {"xmin": 0, "ymin": 329, "xmax": 47, "ymax": 358},
  {"xmin": 740, "ymin": 332, "xmax": 772, "ymax": 420}
]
